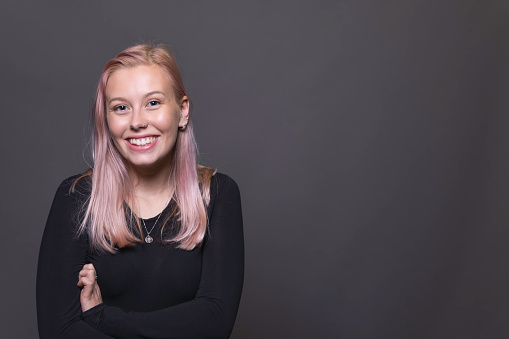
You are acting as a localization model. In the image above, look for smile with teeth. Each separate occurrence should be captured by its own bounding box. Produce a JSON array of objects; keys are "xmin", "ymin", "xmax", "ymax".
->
[{"xmin": 128, "ymin": 136, "xmax": 158, "ymax": 146}]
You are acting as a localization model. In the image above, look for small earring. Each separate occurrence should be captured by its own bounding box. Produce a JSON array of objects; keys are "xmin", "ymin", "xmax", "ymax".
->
[{"xmin": 179, "ymin": 123, "xmax": 187, "ymax": 131}]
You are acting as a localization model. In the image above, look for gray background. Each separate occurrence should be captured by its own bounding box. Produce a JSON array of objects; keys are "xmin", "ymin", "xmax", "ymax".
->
[{"xmin": 1, "ymin": 0, "xmax": 508, "ymax": 338}]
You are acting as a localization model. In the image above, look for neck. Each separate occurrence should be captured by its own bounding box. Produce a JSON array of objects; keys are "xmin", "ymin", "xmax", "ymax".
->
[{"xmin": 128, "ymin": 163, "xmax": 174, "ymax": 219}]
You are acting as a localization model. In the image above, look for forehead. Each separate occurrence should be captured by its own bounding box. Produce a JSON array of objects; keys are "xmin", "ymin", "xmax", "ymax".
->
[{"xmin": 105, "ymin": 65, "xmax": 173, "ymax": 97}]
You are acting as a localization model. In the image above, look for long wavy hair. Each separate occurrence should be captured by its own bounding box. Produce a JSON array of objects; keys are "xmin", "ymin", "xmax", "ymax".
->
[{"xmin": 74, "ymin": 44, "xmax": 214, "ymax": 253}]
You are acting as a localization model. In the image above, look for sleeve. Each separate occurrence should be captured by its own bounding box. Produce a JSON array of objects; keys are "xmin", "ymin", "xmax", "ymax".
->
[
  {"xmin": 36, "ymin": 177, "xmax": 115, "ymax": 339},
  {"xmin": 84, "ymin": 175, "xmax": 245, "ymax": 339}
]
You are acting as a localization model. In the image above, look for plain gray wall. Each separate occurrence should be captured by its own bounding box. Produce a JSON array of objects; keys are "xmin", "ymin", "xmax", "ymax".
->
[{"xmin": 1, "ymin": 1, "xmax": 508, "ymax": 338}]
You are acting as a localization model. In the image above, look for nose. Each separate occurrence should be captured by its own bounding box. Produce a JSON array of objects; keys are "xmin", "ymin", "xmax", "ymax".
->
[{"xmin": 129, "ymin": 109, "xmax": 147, "ymax": 131}]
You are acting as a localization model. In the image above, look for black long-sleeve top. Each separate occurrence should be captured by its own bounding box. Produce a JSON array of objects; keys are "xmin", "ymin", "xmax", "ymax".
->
[{"xmin": 36, "ymin": 173, "xmax": 244, "ymax": 339}]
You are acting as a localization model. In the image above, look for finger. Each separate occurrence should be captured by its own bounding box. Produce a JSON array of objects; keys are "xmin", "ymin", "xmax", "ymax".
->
[
  {"xmin": 78, "ymin": 272, "xmax": 93, "ymax": 281},
  {"xmin": 78, "ymin": 263, "xmax": 99, "ymax": 286},
  {"xmin": 79, "ymin": 266, "xmax": 97, "ymax": 277},
  {"xmin": 87, "ymin": 272, "xmax": 97, "ymax": 283},
  {"xmin": 77, "ymin": 276, "xmax": 89, "ymax": 287},
  {"xmin": 77, "ymin": 276, "xmax": 95, "ymax": 287},
  {"xmin": 78, "ymin": 271, "xmax": 97, "ymax": 284},
  {"xmin": 80, "ymin": 268, "xmax": 95, "ymax": 272}
]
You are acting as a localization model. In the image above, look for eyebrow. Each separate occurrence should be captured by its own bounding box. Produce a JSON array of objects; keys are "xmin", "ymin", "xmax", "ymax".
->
[{"xmin": 107, "ymin": 91, "xmax": 166, "ymax": 105}]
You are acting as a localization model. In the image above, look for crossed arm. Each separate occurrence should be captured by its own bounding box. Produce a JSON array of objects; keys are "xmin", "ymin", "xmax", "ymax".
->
[{"xmin": 37, "ymin": 174, "xmax": 244, "ymax": 339}]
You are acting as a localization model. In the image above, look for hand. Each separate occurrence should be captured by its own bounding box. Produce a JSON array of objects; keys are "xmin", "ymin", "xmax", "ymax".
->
[{"xmin": 77, "ymin": 263, "xmax": 103, "ymax": 312}]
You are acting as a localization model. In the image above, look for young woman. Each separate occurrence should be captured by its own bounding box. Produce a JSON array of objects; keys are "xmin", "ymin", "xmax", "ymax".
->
[{"xmin": 36, "ymin": 44, "xmax": 244, "ymax": 339}]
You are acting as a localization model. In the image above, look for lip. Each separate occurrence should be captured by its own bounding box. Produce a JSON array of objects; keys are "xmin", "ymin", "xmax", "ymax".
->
[
  {"xmin": 125, "ymin": 134, "xmax": 158, "ymax": 139},
  {"xmin": 124, "ymin": 135, "xmax": 159, "ymax": 151}
]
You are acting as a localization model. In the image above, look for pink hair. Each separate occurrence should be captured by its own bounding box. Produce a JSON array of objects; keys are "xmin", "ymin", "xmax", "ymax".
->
[{"xmin": 74, "ymin": 44, "xmax": 213, "ymax": 253}]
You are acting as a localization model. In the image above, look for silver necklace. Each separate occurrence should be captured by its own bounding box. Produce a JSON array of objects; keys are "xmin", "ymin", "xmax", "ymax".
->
[{"xmin": 141, "ymin": 211, "xmax": 164, "ymax": 244}]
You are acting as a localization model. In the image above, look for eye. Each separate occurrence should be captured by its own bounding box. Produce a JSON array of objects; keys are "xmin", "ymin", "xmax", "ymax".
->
[
  {"xmin": 147, "ymin": 100, "xmax": 160, "ymax": 107},
  {"xmin": 113, "ymin": 105, "xmax": 128, "ymax": 112}
]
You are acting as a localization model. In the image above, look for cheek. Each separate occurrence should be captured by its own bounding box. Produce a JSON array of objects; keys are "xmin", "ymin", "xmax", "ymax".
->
[
  {"xmin": 156, "ymin": 110, "xmax": 180, "ymax": 128},
  {"xmin": 158, "ymin": 114, "xmax": 180, "ymax": 145},
  {"xmin": 106, "ymin": 117, "xmax": 128, "ymax": 153},
  {"xmin": 107, "ymin": 116, "xmax": 126, "ymax": 138}
]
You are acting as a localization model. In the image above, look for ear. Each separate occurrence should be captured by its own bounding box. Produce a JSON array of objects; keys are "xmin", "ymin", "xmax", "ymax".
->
[{"xmin": 178, "ymin": 96, "xmax": 190, "ymax": 128}]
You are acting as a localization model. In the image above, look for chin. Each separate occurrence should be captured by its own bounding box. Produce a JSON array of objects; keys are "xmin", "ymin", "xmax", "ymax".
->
[{"xmin": 126, "ymin": 156, "xmax": 172, "ymax": 171}]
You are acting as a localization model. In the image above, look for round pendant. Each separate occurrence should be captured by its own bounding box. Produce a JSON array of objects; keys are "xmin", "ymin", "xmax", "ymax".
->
[{"xmin": 145, "ymin": 235, "xmax": 153, "ymax": 243}]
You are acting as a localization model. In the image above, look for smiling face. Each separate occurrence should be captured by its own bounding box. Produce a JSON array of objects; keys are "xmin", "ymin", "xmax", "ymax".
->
[{"xmin": 105, "ymin": 65, "xmax": 189, "ymax": 172}]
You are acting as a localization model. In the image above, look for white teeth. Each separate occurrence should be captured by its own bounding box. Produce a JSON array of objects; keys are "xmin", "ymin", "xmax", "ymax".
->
[{"xmin": 129, "ymin": 137, "xmax": 156, "ymax": 146}]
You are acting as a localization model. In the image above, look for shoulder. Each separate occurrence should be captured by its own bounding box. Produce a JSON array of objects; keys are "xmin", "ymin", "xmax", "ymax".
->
[
  {"xmin": 53, "ymin": 172, "xmax": 92, "ymax": 205},
  {"xmin": 208, "ymin": 172, "xmax": 242, "ymax": 213},
  {"xmin": 206, "ymin": 173, "xmax": 243, "ymax": 236},
  {"xmin": 210, "ymin": 172, "xmax": 241, "ymax": 197},
  {"xmin": 44, "ymin": 173, "xmax": 91, "ymax": 238}
]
